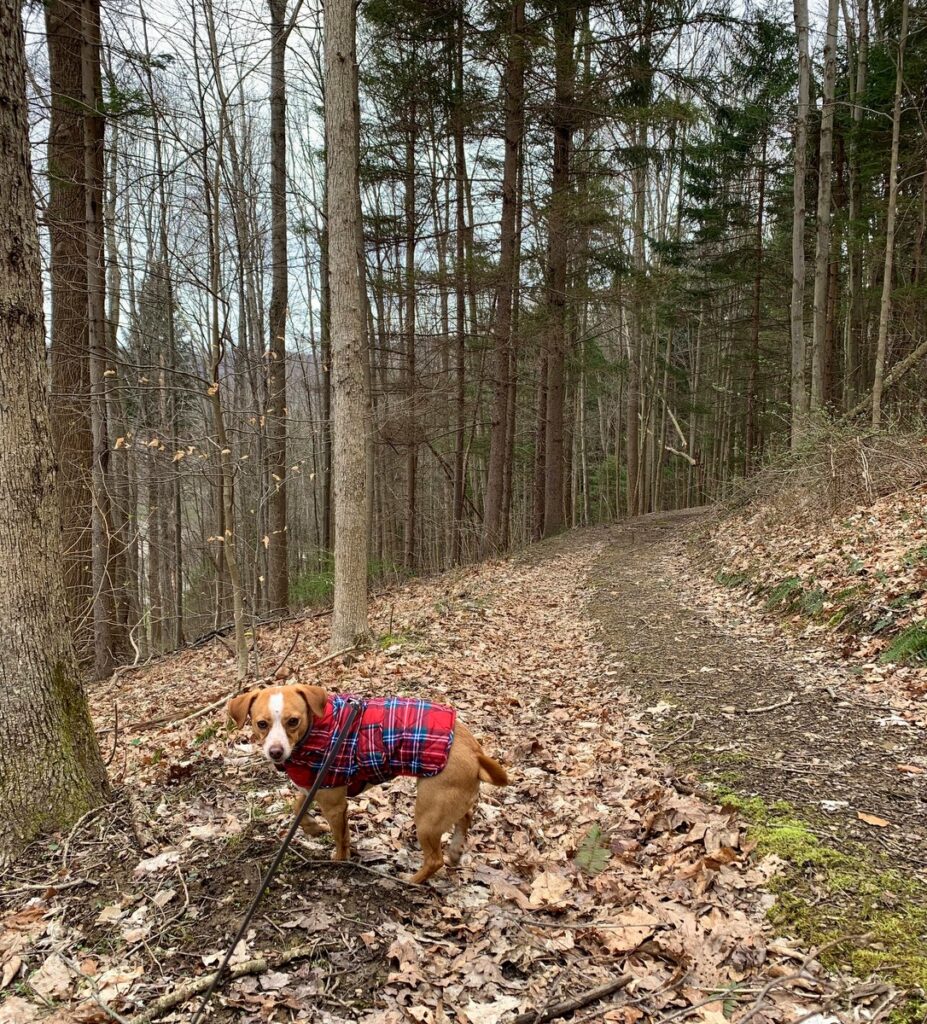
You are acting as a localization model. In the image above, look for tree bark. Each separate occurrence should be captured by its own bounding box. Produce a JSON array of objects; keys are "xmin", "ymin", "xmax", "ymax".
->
[
  {"xmin": 542, "ymin": 0, "xmax": 577, "ymax": 538},
  {"xmin": 790, "ymin": 0, "xmax": 811, "ymax": 448},
  {"xmin": 844, "ymin": 0, "xmax": 868, "ymax": 409},
  {"xmin": 81, "ymin": 0, "xmax": 116, "ymax": 677},
  {"xmin": 482, "ymin": 0, "xmax": 525, "ymax": 556},
  {"xmin": 0, "ymin": 0, "xmax": 109, "ymax": 864},
  {"xmin": 45, "ymin": 0, "xmax": 93, "ymax": 657},
  {"xmin": 745, "ymin": 138, "xmax": 766, "ymax": 475},
  {"xmin": 811, "ymin": 0, "xmax": 839, "ymax": 412},
  {"xmin": 267, "ymin": 0, "xmax": 290, "ymax": 613},
  {"xmin": 325, "ymin": 0, "xmax": 369, "ymax": 649},
  {"xmin": 872, "ymin": 0, "xmax": 908, "ymax": 429}
]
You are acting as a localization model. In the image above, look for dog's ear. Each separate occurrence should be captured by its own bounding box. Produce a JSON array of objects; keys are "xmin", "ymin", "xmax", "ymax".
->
[
  {"xmin": 292, "ymin": 684, "xmax": 328, "ymax": 718},
  {"xmin": 227, "ymin": 690, "xmax": 259, "ymax": 728}
]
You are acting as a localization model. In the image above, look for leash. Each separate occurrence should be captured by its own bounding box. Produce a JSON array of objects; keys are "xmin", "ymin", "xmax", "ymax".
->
[{"xmin": 189, "ymin": 699, "xmax": 362, "ymax": 1024}]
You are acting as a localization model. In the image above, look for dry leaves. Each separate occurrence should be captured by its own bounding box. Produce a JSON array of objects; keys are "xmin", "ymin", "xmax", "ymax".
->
[{"xmin": 1, "ymin": 542, "xmax": 854, "ymax": 1023}]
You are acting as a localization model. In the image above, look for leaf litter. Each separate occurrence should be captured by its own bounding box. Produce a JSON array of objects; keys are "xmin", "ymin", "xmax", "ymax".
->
[{"xmin": 0, "ymin": 539, "xmax": 882, "ymax": 1023}]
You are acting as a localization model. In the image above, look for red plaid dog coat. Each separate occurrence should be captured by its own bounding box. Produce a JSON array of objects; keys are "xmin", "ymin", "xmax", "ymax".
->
[{"xmin": 279, "ymin": 694, "xmax": 456, "ymax": 797}]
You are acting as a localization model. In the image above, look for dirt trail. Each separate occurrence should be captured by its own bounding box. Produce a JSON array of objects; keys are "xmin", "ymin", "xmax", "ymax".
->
[{"xmin": 584, "ymin": 510, "xmax": 927, "ymax": 877}]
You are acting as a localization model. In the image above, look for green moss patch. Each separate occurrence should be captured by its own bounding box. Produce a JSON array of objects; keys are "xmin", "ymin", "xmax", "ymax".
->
[{"xmin": 715, "ymin": 788, "xmax": 927, "ymax": 1005}]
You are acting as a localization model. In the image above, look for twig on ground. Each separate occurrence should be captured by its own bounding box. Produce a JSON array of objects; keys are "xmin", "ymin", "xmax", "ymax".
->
[
  {"xmin": 0, "ymin": 877, "xmax": 98, "ymax": 898},
  {"xmin": 308, "ymin": 645, "xmax": 356, "ymax": 668},
  {"xmin": 744, "ymin": 693, "xmax": 794, "ymax": 714},
  {"xmin": 60, "ymin": 954, "xmax": 133, "ymax": 1024},
  {"xmin": 127, "ymin": 940, "xmax": 328, "ymax": 1024},
  {"xmin": 105, "ymin": 701, "xmax": 119, "ymax": 766},
  {"xmin": 270, "ymin": 629, "xmax": 301, "ymax": 678},
  {"xmin": 512, "ymin": 974, "xmax": 634, "ymax": 1024},
  {"xmin": 62, "ymin": 805, "xmax": 104, "ymax": 867}
]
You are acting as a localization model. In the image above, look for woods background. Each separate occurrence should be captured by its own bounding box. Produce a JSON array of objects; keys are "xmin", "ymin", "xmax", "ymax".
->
[{"xmin": 27, "ymin": 0, "xmax": 927, "ymax": 679}]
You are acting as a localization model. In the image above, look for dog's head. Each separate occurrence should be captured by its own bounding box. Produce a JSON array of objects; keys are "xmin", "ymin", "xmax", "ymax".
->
[{"xmin": 227, "ymin": 684, "xmax": 328, "ymax": 765}]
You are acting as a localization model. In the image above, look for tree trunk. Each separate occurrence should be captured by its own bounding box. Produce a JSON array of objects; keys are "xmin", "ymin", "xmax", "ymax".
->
[
  {"xmin": 542, "ymin": 0, "xmax": 577, "ymax": 538},
  {"xmin": 0, "ymin": 0, "xmax": 109, "ymax": 864},
  {"xmin": 627, "ymin": 125, "xmax": 646, "ymax": 514},
  {"xmin": 872, "ymin": 0, "xmax": 908, "ymax": 429},
  {"xmin": 46, "ymin": 0, "xmax": 93, "ymax": 658},
  {"xmin": 482, "ymin": 0, "xmax": 525, "ymax": 556},
  {"xmin": 404, "ymin": 108, "xmax": 418, "ymax": 569},
  {"xmin": 325, "ymin": 0, "xmax": 369, "ymax": 649},
  {"xmin": 811, "ymin": 0, "xmax": 838, "ymax": 412},
  {"xmin": 845, "ymin": 0, "xmax": 868, "ymax": 409},
  {"xmin": 790, "ymin": 0, "xmax": 811, "ymax": 448},
  {"xmin": 745, "ymin": 138, "xmax": 766, "ymax": 475},
  {"xmin": 267, "ymin": 0, "xmax": 290, "ymax": 613},
  {"xmin": 452, "ymin": 11, "xmax": 467, "ymax": 564}
]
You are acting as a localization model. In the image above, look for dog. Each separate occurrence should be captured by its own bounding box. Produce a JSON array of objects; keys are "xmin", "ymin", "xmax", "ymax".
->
[{"xmin": 227, "ymin": 684, "xmax": 509, "ymax": 884}]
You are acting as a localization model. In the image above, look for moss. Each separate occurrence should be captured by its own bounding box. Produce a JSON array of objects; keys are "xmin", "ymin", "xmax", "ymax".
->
[{"xmin": 716, "ymin": 791, "xmax": 927, "ymax": 1002}]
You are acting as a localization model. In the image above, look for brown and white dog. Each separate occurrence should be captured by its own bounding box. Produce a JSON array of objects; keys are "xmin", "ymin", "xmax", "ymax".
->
[{"xmin": 227, "ymin": 684, "xmax": 508, "ymax": 884}]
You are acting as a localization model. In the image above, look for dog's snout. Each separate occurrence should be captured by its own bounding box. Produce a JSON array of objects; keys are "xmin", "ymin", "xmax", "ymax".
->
[{"xmin": 268, "ymin": 744, "xmax": 285, "ymax": 761}]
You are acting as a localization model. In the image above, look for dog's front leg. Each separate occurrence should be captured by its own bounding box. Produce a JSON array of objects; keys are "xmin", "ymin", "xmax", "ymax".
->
[
  {"xmin": 293, "ymin": 792, "xmax": 328, "ymax": 837},
  {"xmin": 315, "ymin": 786, "xmax": 351, "ymax": 861}
]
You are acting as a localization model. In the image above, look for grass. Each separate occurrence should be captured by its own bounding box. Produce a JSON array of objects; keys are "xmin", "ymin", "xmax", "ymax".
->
[{"xmin": 713, "ymin": 788, "xmax": 927, "ymax": 1017}]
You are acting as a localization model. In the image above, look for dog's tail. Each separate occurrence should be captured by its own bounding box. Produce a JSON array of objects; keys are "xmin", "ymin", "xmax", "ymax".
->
[{"xmin": 477, "ymin": 753, "xmax": 509, "ymax": 786}]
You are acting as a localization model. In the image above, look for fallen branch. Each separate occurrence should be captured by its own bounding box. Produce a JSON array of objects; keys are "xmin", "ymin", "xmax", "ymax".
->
[
  {"xmin": 665, "ymin": 445, "xmax": 697, "ymax": 466},
  {"xmin": 128, "ymin": 940, "xmax": 331, "ymax": 1024},
  {"xmin": 270, "ymin": 629, "xmax": 301, "ymax": 678},
  {"xmin": 0, "ymin": 877, "xmax": 98, "ymax": 898},
  {"xmin": 744, "ymin": 693, "xmax": 794, "ymax": 715},
  {"xmin": 841, "ymin": 336, "xmax": 927, "ymax": 423},
  {"xmin": 308, "ymin": 645, "xmax": 356, "ymax": 668},
  {"xmin": 513, "ymin": 974, "xmax": 634, "ymax": 1024}
]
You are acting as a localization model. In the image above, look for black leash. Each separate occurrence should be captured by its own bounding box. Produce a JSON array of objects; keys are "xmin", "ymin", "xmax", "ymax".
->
[{"xmin": 189, "ymin": 699, "xmax": 362, "ymax": 1024}]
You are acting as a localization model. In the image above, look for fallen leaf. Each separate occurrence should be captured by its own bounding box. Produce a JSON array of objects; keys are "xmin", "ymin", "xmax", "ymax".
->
[
  {"xmin": 856, "ymin": 811, "xmax": 890, "ymax": 828},
  {"xmin": 1, "ymin": 954, "xmax": 22, "ymax": 989},
  {"xmin": 463, "ymin": 996, "xmax": 520, "ymax": 1024},
  {"xmin": 528, "ymin": 870, "xmax": 571, "ymax": 908},
  {"xmin": 0, "ymin": 995, "xmax": 41, "ymax": 1024},
  {"xmin": 133, "ymin": 850, "xmax": 180, "ymax": 876},
  {"xmin": 29, "ymin": 953, "xmax": 71, "ymax": 1000}
]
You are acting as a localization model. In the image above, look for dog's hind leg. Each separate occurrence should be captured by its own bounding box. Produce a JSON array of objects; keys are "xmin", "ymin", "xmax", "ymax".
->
[
  {"xmin": 445, "ymin": 801, "xmax": 475, "ymax": 868},
  {"xmin": 411, "ymin": 776, "xmax": 478, "ymax": 884}
]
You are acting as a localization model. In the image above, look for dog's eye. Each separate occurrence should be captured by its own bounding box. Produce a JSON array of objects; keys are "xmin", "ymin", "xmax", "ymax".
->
[
  {"xmin": 287, "ymin": 716, "xmax": 300, "ymax": 728},
  {"xmin": 256, "ymin": 720, "xmax": 268, "ymax": 730}
]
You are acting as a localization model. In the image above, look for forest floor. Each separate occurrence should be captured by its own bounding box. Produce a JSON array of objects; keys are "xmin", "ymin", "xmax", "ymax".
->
[{"xmin": 2, "ymin": 509, "xmax": 925, "ymax": 1024}]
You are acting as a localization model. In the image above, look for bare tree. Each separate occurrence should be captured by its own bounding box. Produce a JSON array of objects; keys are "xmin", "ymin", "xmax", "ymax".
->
[
  {"xmin": 325, "ymin": 0, "xmax": 369, "ymax": 649},
  {"xmin": 811, "ymin": 0, "xmax": 838, "ymax": 411},
  {"xmin": 790, "ymin": 0, "xmax": 811, "ymax": 447},
  {"xmin": 872, "ymin": 0, "xmax": 909, "ymax": 429},
  {"xmin": 0, "ymin": 0, "xmax": 109, "ymax": 864},
  {"xmin": 483, "ymin": 0, "xmax": 525, "ymax": 556},
  {"xmin": 267, "ymin": 0, "xmax": 291, "ymax": 613}
]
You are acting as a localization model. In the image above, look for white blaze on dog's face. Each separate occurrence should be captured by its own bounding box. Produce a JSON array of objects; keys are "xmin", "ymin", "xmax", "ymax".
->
[{"xmin": 226, "ymin": 684, "xmax": 329, "ymax": 765}]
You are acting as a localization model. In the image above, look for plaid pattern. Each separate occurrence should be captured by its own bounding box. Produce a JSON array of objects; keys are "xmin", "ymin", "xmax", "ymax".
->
[{"xmin": 281, "ymin": 694, "xmax": 456, "ymax": 797}]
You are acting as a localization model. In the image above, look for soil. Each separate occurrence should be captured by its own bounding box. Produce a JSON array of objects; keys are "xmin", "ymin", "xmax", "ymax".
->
[{"xmin": 583, "ymin": 509, "xmax": 927, "ymax": 878}]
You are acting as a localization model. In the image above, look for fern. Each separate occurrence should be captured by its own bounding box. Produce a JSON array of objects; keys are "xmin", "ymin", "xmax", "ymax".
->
[
  {"xmin": 575, "ymin": 825, "xmax": 611, "ymax": 876},
  {"xmin": 880, "ymin": 621, "xmax": 927, "ymax": 665}
]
